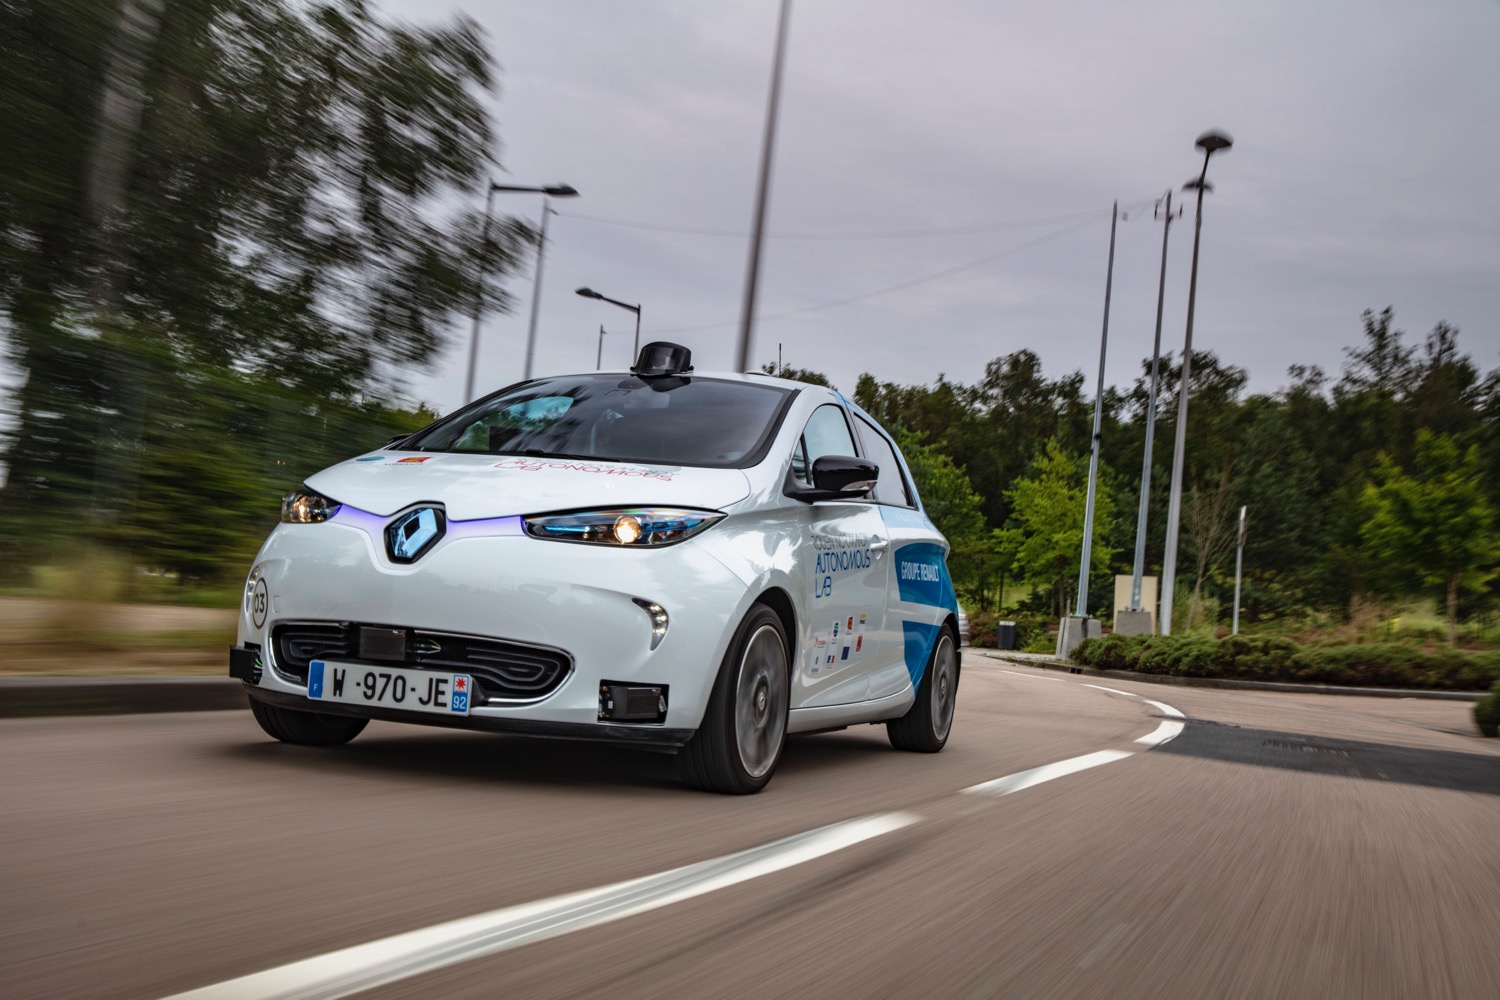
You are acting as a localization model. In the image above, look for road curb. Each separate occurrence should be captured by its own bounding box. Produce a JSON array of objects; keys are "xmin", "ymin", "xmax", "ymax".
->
[
  {"xmin": 0, "ymin": 676, "xmax": 247, "ymax": 718},
  {"xmin": 971, "ymin": 650, "xmax": 1486, "ymax": 701}
]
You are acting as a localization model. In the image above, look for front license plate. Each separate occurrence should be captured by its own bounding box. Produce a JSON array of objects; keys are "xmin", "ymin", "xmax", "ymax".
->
[{"xmin": 307, "ymin": 661, "xmax": 473, "ymax": 716}]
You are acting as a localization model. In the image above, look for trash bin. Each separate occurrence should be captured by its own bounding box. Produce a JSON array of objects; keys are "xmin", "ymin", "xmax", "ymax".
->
[{"xmin": 995, "ymin": 620, "xmax": 1017, "ymax": 651}]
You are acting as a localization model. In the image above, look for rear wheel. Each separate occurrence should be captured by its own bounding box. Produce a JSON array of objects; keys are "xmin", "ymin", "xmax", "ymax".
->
[
  {"xmin": 679, "ymin": 605, "xmax": 789, "ymax": 794},
  {"xmin": 249, "ymin": 698, "xmax": 368, "ymax": 747},
  {"xmin": 887, "ymin": 627, "xmax": 958, "ymax": 753}
]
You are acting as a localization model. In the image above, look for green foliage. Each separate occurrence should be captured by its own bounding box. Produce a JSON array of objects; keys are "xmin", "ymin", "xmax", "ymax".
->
[
  {"xmin": 1475, "ymin": 682, "xmax": 1499, "ymax": 737},
  {"xmin": 1359, "ymin": 430, "xmax": 1499, "ymax": 641},
  {"xmin": 1071, "ymin": 633, "xmax": 1500, "ymax": 691},
  {"xmin": 0, "ymin": 0, "xmax": 515, "ymax": 585},
  {"xmin": 1003, "ymin": 438, "xmax": 1117, "ymax": 617},
  {"xmin": 897, "ymin": 431, "xmax": 983, "ymax": 538},
  {"xmin": 761, "ymin": 363, "xmax": 834, "ymax": 389}
]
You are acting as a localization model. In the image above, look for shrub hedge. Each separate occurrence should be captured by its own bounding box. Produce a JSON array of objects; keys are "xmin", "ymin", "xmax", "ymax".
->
[
  {"xmin": 1070, "ymin": 634, "xmax": 1500, "ymax": 692},
  {"xmin": 1475, "ymin": 682, "xmax": 1500, "ymax": 737}
]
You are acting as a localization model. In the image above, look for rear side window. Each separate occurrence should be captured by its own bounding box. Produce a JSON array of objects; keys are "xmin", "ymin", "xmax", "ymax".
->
[{"xmin": 853, "ymin": 416, "xmax": 914, "ymax": 508}]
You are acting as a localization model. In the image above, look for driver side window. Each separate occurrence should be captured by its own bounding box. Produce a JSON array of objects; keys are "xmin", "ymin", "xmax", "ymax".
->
[{"xmin": 791, "ymin": 404, "xmax": 858, "ymax": 485}]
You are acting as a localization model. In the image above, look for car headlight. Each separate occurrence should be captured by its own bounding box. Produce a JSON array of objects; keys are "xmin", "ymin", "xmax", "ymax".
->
[
  {"xmin": 523, "ymin": 508, "xmax": 723, "ymax": 547},
  {"xmin": 280, "ymin": 487, "xmax": 342, "ymax": 523}
]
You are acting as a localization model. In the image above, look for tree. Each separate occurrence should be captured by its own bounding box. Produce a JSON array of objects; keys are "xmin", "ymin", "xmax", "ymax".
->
[
  {"xmin": 895, "ymin": 430, "xmax": 987, "ymax": 601},
  {"xmin": 1180, "ymin": 462, "xmax": 1238, "ymax": 629},
  {"xmin": 1359, "ymin": 431, "xmax": 1499, "ymax": 642},
  {"xmin": 1004, "ymin": 438, "xmax": 1117, "ymax": 618},
  {"xmin": 761, "ymin": 363, "xmax": 833, "ymax": 389},
  {"xmin": 0, "ymin": 0, "xmax": 529, "ymax": 578}
]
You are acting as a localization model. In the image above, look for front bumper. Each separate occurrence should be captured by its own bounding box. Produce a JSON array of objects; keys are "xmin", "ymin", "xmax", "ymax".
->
[
  {"xmin": 235, "ymin": 519, "xmax": 750, "ymax": 736},
  {"xmin": 239, "ymin": 681, "xmax": 695, "ymax": 747}
]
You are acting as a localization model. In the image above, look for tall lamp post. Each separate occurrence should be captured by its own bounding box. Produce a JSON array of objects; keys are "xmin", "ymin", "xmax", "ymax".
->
[
  {"xmin": 1159, "ymin": 129, "xmax": 1233, "ymax": 635},
  {"xmin": 735, "ymin": 0, "xmax": 793, "ymax": 374},
  {"xmin": 1122, "ymin": 190, "xmax": 1180, "ymax": 632},
  {"xmin": 1074, "ymin": 201, "xmax": 1119, "ymax": 620},
  {"xmin": 595, "ymin": 325, "xmax": 608, "ymax": 370},
  {"xmin": 464, "ymin": 181, "xmax": 579, "ymax": 402},
  {"xmin": 576, "ymin": 287, "xmax": 642, "ymax": 361}
]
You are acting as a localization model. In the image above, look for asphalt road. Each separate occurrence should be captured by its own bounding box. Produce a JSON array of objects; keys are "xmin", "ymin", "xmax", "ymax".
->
[{"xmin": 2, "ymin": 657, "xmax": 1496, "ymax": 999}]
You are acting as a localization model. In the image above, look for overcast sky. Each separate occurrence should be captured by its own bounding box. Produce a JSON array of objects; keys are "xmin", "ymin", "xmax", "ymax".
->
[{"xmin": 377, "ymin": 1, "xmax": 1497, "ymax": 410}]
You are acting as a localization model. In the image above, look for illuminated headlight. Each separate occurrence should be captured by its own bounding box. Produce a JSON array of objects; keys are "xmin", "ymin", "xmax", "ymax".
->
[
  {"xmin": 522, "ymin": 508, "xmax": 723, "ymax": 546},
  {"xmin": 280, "ymin": 487, "xmax": 342, "ymax": 523}
]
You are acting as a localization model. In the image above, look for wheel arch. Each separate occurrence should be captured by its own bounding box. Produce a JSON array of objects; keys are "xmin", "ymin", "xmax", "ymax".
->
[{"xmin": 754, "ymin": 585, "xmax": 798, "ymax": 668}]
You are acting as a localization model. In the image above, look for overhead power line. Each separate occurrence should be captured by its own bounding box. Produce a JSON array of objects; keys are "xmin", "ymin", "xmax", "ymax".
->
[
  {"xmin": 556, "ymin": 206, "xmax": 1116, "ymax": 241},
  {"xmin": 652, "ymin": 208, "xmax": 1128, "ymax": 337}
]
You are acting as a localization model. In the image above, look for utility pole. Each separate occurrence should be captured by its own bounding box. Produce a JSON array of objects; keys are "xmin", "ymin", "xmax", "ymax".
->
[
  {"xmin": 735, "ymin": 0, "xmax": 793, "ymax": 373},
  {"xmin": 1122, "ymin": 191, "xmax": 1180, "ymax": 633},
  {"xmin": 1232, "ymin": 506, "xmax": 1248, "ymax": 634},
  {"xmin": 1058, "ymin": 202, "xmax": 1118, "ymax": 660}
]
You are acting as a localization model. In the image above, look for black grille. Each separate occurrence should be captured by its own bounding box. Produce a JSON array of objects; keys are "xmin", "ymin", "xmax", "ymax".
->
[
  {"xmin": 272, "ymin": 623, "xmax": 353, "ymax": 681},
  {"xmin": 269, "ymin": 621, "xmax": 571, "ymax": 703}
]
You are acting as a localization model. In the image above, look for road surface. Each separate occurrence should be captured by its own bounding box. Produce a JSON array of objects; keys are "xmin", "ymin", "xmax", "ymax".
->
[{"xmin": 2, "ymin": 657, "xmax": 1496, "ymax": 999}]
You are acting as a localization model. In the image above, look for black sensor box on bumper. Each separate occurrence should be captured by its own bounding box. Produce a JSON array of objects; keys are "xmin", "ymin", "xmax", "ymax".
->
[{"xmin": 599, "ymin": 682, "xmax": 668, "ymax": 723}]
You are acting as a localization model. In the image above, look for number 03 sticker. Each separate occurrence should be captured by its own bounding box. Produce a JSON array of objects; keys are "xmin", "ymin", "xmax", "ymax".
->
[{"xmin": 251, "ymin": 579, "xmax": 269, "ymax": 628}]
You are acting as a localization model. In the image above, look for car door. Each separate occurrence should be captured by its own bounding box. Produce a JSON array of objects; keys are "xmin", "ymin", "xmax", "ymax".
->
[
  {"xmin": 850, "ymin": 412, "xmax": 956, "ymax": 700},
  {"xmin": 790, "ymin": 403, "xmax": 896, "ymax": 708}
]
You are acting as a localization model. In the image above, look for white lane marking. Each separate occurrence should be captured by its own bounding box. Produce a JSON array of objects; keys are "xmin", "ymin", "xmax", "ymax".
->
[
  {"xmin": 161, "ymin": 812, "xmax": 918, "ymax": 1000},
  {"xmin": 1134, "ymin": 719, "xmax": 1186, "ymax": 746},
  {"xmin": 1081, "ymin": 683, "xmax": 1137, "ymax": 697},
  {"xmin": 960, "ymin": 749, "xmax": 1134, "ymax": 798},
  {"xmin": 996, "ymin": 669, "xmax": 1065, "ymax": 682},
  {"xmin": 1143, "ymin": 699, "xmax": 1185, "ymax": 719}
]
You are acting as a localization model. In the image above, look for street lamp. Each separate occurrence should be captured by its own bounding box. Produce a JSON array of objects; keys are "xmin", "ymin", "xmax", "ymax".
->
[
  {"xmin": 576, "ymin": 287, "xmax": 642, "ymax": 361},
  {"xmin": 1159, "ymin": 129, "xmax": 1232, "ymax": 636},
  {"xmin": 1120, "ymin": 190, "xmax": 1181, "ymax": 635},
  {"xmin": 595, "ymin": 324, "xmax": 608, "ymax": 370},
  {"xmin": 1057, "ymin": 201, "xmax": 1118, "ymax": 660},
  {"xmin": 464, "ymin": 181, "xmax": 579, "ymax": 401},
  {"xmin": 735, "ymin": 0, "xmax": 793, "ymax": 374}
]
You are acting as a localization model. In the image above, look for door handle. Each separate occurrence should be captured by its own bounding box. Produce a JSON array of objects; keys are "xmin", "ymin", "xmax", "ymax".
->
[{"xmin": 869, "ymin": 539, "xmax": 889, "ymax": 554}]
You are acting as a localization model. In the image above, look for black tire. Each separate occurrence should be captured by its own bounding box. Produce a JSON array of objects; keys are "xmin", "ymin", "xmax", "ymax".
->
[
  {"xmin": 679, "ymin": 605, "xmax": 790, "ymax": 794},
  {"xmin": 248, "ymin": 697, "xmax": 369, "ymax": 747},
  {"xmin": 887, "ymin": 626, "xmax": 958, "ymax": 753}
]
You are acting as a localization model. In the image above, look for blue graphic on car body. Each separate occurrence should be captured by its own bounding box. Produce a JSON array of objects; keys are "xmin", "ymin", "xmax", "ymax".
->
[
  {"xmin": 902, "ymin": 620, "xmax": 944, "ymax": 686},
  {"xmin": 891, "ymin": 540, "xmax": 958, "ymax": 685},
  {"xmin": 894, "ymin": 541, "xmax": 957, "ymax": 612}
]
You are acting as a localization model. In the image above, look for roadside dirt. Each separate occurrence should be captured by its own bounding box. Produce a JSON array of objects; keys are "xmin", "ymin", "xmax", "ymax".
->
[{"xmin": 0, "ymin": 597, "xmax": 231, "ymax": 676}]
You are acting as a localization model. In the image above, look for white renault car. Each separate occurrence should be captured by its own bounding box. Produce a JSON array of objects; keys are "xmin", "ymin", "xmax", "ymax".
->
[{"xmin": 230, "ymin": 343, "xmax": 960, "ymax": 793}]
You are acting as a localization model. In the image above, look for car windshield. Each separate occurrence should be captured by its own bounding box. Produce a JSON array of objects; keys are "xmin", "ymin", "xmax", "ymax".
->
[{"xmin": 405, "ymin": 374, "xmax": 794, "ymax": 469}]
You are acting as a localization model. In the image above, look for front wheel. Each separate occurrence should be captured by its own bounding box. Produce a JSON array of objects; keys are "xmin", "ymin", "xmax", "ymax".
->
[
  {"xmin": 249, "ymin": 698, "xmax": 368, "ymax": 747},
  {"xmin": 887, "ymin": 627, "xmax": 958, "ymax": 753},
  {"xmin": 679, "ymin": 605, "xmax": 790, "ymax": 794}
]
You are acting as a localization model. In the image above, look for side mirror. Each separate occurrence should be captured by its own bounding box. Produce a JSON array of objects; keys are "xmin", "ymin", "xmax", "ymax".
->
[{"xmin": 785, "ymin": 455, "xmax": 879, "ymax": 502}]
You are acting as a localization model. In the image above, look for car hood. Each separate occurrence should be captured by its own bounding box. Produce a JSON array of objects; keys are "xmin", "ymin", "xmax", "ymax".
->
[{"xmin": 305, "ymin": 452, "xmax": 752, "ymax": 521}]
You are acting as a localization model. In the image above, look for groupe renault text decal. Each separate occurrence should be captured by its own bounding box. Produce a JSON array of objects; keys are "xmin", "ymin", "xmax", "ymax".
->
[
  {"xmin": 493, "ymin": 458, "xmax": 674, "ymax": 481},
  {"xmin": 894, "ymin": 542, "xmax": 956, "ymax": 610},
  {"xmin": 811, "ymin": 532, "xmax": 873, "ymax": 601},
  {"xmin": 894, "ymin": 541, "xmax": 958, "ymax": 687}
]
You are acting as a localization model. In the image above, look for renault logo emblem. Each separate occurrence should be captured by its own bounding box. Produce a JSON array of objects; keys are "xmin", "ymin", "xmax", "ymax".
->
[{"xmin": 386, "ymin": 506, "xmax": 445, "ymax": 563}]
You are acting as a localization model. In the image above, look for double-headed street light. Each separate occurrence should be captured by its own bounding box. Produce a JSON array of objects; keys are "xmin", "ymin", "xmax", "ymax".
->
[
  {"xmin": 464, "ymin": 181, "xmax": 579, "ymax": 401},
  {"xmin": 576, "ymin": 287, "xmax": 641, "ymax": 361},
  {"xmin": 1159, "ymin": 129, "xmax": 1233, "ymax": 635}
]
